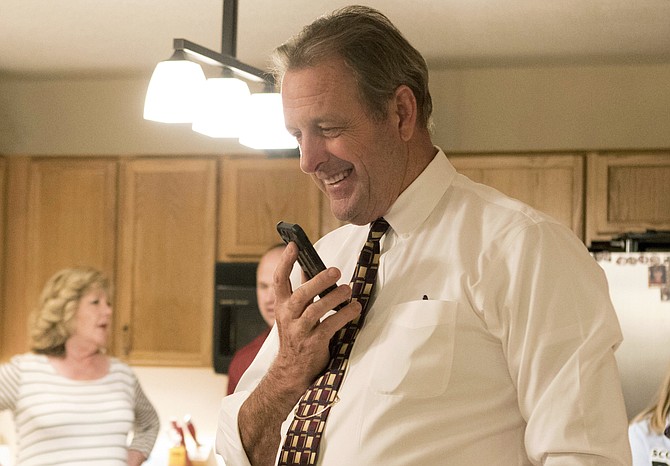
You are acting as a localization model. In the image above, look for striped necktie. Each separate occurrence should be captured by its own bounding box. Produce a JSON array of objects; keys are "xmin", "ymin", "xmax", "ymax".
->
[{"xmin": 278, "ymin": 218, "xmax": 390, "ymax": 466}]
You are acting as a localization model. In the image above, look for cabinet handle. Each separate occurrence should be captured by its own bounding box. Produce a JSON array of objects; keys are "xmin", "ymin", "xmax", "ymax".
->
[{"xmin": 122, "ymin": 324, "xmax": 132, "ymax": 356}]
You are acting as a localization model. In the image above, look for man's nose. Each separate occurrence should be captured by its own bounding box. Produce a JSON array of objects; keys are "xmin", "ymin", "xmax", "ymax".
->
[{"xmin": 298, "ymin": 135, "xmax": 327, "ymax": 174}]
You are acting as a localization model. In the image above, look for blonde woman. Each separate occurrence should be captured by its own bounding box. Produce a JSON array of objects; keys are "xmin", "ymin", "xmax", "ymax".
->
[
  {"xmin": 0, "ymin": 267, "xmax": 159, "ymax": 465},
  {"xmin": 629, "ymin": 365, "xmax": 670, "ymax": 465}
]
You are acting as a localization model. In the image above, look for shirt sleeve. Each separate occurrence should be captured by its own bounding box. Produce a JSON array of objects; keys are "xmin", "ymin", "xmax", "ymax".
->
[
  {"xmin": 0, "ymin": 356, "xmax": 21, "ymax": 411},
  {"xmin": 129, "ymin": 376, "xmax": 160, "ymax": 458},
  {"xmin": 483, "ymin": 221, "xmax": 632, "ymax": 465},
  {"xmin": 216, "ymin": 325, "xmax": 279, "ymax": 466}
]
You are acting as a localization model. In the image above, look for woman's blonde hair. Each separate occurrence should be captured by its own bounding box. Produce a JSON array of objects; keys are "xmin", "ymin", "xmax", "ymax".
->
[
  {"xmin": 29, "ymin": 267, "xmax": 110, "ymax": 356},
  {"xmin": 632, "ymin": 363, "xmax": 670, "ymax": 433}
]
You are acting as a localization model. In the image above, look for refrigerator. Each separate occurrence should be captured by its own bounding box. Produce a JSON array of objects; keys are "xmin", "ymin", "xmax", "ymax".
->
[{"xmin": 594, "ymin": 250, "xmax": 670, "ymax": 419}]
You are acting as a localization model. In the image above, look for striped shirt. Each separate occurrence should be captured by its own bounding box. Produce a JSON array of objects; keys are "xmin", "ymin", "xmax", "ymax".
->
[{"xmin": 0, "ymin": 353, "xmax": 159, "ymax": 466}]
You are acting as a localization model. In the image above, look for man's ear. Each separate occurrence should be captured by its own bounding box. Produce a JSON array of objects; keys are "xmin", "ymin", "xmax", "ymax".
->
[{"xmin": 392, "ymin": 85, "xmax": 418, "ymax": 141}]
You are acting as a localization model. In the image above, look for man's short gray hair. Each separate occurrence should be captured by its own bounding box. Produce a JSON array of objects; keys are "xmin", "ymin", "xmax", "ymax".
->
[{"xmin": 271, "ymin": 5, "xmax": 433, "ymax": 129}]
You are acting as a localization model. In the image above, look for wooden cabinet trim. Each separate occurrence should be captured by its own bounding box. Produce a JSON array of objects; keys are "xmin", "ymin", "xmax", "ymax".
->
[
  {"xmin": 586, "ymin": 151, "xmax": 670, "ymax": 244},
  {"xmin": 449, "ymin": 153, "xmax": 585, "ymax": 239},
  {"xmin": 218, "ymin": 157, "xmax": 322, "ymax": 261}
]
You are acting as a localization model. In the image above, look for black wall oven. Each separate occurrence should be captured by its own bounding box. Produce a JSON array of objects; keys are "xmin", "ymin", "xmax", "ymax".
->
[{"xmin": 213, "ymin": 262, "xmax": 267, "ymax": 374}]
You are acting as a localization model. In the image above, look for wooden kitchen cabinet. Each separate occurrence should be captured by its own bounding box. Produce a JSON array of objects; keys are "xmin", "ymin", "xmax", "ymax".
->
[
  {"xmin": 0, "ymin": 158, "xmax": 5, "ymax": 348},
  {"xmin": 0, "ymin": 157, "xmax": 118, "ymax": 360},
  {"xmin": 1, "ymin": 150, "xmax": 666, "ymax": 364},
  {"xmin": 218, "ymin": 156, "xmax": 323, "ymax": 261},
  {"xmin": 449, "ymin": 153, "xmax": 585, "ymax": 239},
  {"xmin": 585, "ymin": 151, "xmax": 670, "ymax": 244},
  {"xmin": 115, "ymin": 158, "xmax": 217, "ymax": 366}
]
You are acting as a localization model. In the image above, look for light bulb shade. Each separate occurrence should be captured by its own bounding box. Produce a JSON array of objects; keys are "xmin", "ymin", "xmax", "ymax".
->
[
  {"xmin": 144, "ymin": 59, "xmax": 206, "ymax": 123},
  {"xmin": 239, "ymin": 93, "xmax": 298, "ymax": 150},
  {"xmin": 192, "ymin": 77, "xmax": 251, "ymax": 138}
]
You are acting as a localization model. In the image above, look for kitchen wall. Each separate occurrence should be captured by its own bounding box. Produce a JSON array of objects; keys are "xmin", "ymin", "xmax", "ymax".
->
[
  {"xmin": 133, "ymin": 367, "xmax": 227, "ymax": 465},
  {"xmin": 431, "ymin": 63, "xmax": 670, "ymax": 152},
  {"xmin": 1, "ymin": 62, "xmax": 669, "ymax": 155}
]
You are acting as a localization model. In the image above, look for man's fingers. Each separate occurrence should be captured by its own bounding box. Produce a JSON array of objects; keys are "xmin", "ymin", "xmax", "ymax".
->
[
  {"xmin": 273, "ymin": 242, "xmax": 299, "ymax": 304},
  {"xmin": 314, "ymin": 300, "xmax": 363, "ymax": 339}
]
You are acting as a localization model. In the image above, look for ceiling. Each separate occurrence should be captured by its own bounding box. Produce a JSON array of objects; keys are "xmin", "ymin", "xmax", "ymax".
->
[{"xmin": 1, "ymin": 0, "xmax": 670, "ymax": 77}]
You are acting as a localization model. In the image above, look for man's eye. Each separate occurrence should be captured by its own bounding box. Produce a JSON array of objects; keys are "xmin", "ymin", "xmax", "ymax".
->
[{"xmin": 321, "ymin": 127, "xmax": 342, "ymax": 137}]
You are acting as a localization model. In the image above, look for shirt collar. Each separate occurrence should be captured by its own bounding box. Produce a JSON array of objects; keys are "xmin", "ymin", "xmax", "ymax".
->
[{"xmin": 383, "ymin": 147, "xmax": 456, "ymax": 237}]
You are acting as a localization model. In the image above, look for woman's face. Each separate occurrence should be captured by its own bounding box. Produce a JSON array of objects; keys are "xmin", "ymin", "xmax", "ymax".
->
[{"xmin": 69, "ymin": 287, "xmax": 112, "ymax": 350}]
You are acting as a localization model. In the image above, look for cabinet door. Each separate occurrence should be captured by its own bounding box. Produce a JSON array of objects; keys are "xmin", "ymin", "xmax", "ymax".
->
[
  {"xmin": 449, "ymin": 154, "xmax": 584, "ymax": 239},
  {"xmin": 218, "ymin": 157, "xmax": 322, "ymax": 261},
  {"xmin": 116, "ymin": 158, "xmax": 216, "ymax": 366},
  {"xmin": 0, "ymin": 158, "xmax": 5, "ymax": 353},
  {"xmin": 586, "ymin": 152, "xmax": 670, "ymax": 243},
  {"xmin": 1, "ymin": 158, "xmax": 117, "ymax": 360}
]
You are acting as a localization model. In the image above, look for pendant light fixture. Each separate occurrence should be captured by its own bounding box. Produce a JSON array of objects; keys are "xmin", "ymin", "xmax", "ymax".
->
[
  {"xmin": 239, "ymin": 90, "xmax": 297, "ymax": 150},
  {"xmin": 143, "ymin": 50, "xmax": 206, "ymax": 123},
  {"xmin": 143, "ymin": 0, "xmax": 297, "ymax": 150},
  {"xmin": 192, "ymin": 72, "xmax": 251, "ymax": 138}
]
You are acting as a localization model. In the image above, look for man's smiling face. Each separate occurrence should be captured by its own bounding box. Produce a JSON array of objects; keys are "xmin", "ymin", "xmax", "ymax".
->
[{"xmin": 282, "ymin": 57, "xmax": 410, "ymax": 225}]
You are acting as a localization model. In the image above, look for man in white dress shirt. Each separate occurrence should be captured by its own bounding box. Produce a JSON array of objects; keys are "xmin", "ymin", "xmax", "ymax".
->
[{"xmin": 217, "ymin": 5, "xmax": 632, "ymax": 465}]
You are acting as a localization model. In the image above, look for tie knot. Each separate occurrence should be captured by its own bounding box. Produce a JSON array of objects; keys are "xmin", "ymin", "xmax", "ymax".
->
[{"xmin": 370, "ymin": 217, "xmax": 390, "ymax": 237}]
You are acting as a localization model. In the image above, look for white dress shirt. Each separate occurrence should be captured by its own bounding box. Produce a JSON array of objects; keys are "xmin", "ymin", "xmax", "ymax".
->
[
  {"xmin": 217, "ymin": 149, "xmax": 632, "ymax": 465},
  {"xmin": 629, "ymin": 418, "xmax": 670, "ymax": 465}
]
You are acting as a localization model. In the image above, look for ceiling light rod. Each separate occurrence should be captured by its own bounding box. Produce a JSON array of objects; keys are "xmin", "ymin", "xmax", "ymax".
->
[
  {"xmin": 173, "ymin": 38, "xmax": 274, "ymax": 85},
  {"xmin": 222, "ymin": 0, "xmax": 237, "ymax": 57},
  {"xmin": 171, "ymin": 0, "xmax": 272, "ymax": 85}
]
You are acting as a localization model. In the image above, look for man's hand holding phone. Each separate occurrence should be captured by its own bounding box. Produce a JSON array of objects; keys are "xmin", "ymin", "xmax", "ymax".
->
[
  {"xmin": 271, "ymin": 222, "xmax": 362, "ymax": 389},
  {"xmin": 276, "ymin": 222, "xmax": 347, "ymax": 308},
  {"xmin": 236, "ymin": 239, "xmax": 362, "ymax": 466}
]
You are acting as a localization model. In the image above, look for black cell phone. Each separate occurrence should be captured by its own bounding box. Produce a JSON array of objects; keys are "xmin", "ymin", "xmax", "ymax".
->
[{"xmin": 276, "ymin": 221, "xmax": 346, "ymax": 310}]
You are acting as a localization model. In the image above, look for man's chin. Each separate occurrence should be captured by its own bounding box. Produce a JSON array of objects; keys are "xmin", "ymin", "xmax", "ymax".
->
[
  {"xmin": 331, "ymin": 203, "xmax": 378, "ymax": 226},
  {"xmin": 329, "ymin": 199, "xmax": 355, "ymax": 223}
]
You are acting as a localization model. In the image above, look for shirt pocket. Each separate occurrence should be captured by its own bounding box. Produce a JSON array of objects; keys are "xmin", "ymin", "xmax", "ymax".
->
[{"xmin": 369, "ymin": 299, "xmax": 457, "ymax": 398}]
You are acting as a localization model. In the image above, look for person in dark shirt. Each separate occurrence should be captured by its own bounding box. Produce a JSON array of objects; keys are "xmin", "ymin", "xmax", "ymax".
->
[{"xmin": 227, "ymin": 244, "xmax": 285, "ymax": 395}]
